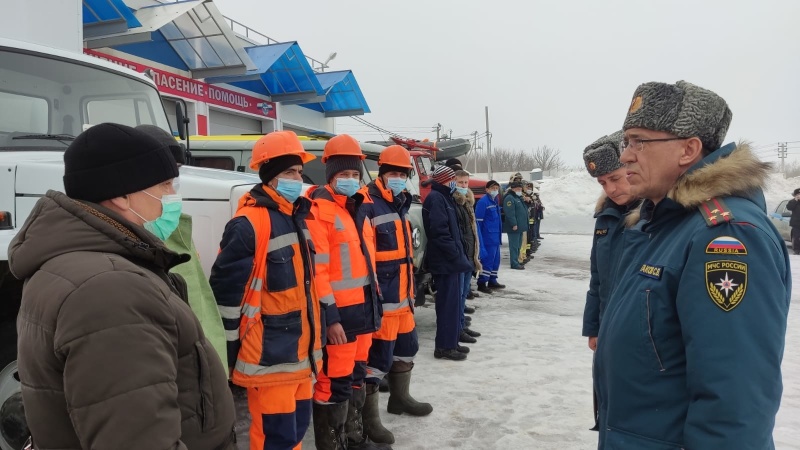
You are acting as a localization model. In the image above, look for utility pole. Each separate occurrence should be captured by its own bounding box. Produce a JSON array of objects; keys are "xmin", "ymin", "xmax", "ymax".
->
[
  {"xmin": 472, "ymin": 131, "xmax": 479, "ymax": 173},
  {"xmin": 436, "ymin": 123, "xmax": 441, "ymax": 142},
  {"xmin": 779, "ymin": 142, "xmax": 788, "ymax": 176},
  {"xmin": 485, "ymin": 106, "xmax": 492, "ymax": 179}
]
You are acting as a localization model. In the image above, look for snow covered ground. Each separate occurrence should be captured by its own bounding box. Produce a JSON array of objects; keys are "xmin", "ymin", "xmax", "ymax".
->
[
  {"xmin": 234, "ymin": 170, "xmax": 800, "ymax": 449},
  {"xmin": 233, "ymin": 232, "xmax": 799, "ymax": 449}
]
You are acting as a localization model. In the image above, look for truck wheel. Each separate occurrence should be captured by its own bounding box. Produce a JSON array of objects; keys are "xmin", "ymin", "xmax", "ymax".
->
[{"xmin": 0, "ymin": 322, "xmax": 26, "ymax": 450}]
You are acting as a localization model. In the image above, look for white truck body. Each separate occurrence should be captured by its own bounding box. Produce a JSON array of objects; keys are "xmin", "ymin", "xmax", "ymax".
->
[{"xmin": 0, "ymin": 6, "xmax": 258, "ymax": 447}]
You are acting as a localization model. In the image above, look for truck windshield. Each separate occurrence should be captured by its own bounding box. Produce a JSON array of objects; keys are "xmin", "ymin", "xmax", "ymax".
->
[{"xmin": 0, "ymin": 49, "xmax": 171, "ymax": 151}]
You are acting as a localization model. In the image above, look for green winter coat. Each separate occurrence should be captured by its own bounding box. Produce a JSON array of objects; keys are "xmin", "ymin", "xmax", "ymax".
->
[
  {"xmin": 502, "ymin": 191, "xmax": 529, "ymax": 234},
  {"xmin": 166, "ymin": 213, "xmax": 228, "ymax": 364}
]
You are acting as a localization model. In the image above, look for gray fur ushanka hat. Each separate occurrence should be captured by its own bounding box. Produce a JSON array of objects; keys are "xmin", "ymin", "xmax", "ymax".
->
[
  {"xmin": 583, "ymin": 130, "xmax": 624, "ymax": 178},
  {"xmin": 623, "ymin": 80, "xmax": 732, "ymax": 151}
]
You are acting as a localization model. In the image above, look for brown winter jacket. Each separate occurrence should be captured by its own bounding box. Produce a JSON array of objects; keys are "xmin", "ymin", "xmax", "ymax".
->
[{"xmin": 8, "ymin": 191, "xmax": 235, "ymax": 450}]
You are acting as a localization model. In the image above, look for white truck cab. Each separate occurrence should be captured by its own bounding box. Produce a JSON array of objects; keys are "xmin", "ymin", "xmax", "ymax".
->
[{"xmin": 0, "ymin": 37, "xmax": 260, "ymax": 450}]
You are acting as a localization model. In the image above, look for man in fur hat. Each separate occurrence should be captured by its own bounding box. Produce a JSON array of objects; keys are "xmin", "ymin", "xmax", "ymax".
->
[
  {"xmin": 580, "ymin": 130, "xmax": 639, "ymax": 432},
  {"xmin": 452, "ymin": 170, "xmax": 483, "ymax": 344},
  {"xmin": 595, "ymin": 81, "xmax": 790, "ymax": 449}
]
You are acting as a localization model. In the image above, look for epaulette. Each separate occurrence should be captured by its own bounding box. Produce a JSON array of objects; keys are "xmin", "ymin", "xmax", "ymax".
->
[{"xmin": 698, "ymin": 197, "xmax": 735, "ymax": 227}]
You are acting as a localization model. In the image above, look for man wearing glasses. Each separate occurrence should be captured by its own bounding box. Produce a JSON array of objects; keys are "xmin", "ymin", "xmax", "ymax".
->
[{"xmin": 595, "ymin": 81, "xmax": 790, "ymax": 449}]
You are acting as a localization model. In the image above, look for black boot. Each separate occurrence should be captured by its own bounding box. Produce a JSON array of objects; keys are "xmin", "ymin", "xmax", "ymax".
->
[
  {"xmin": 363, "ymin": 383, "xmax": 395, "ymax": 444},
  {"xmin": 434, "ymin": 348, "xmax": 467, "ymax": 360},
  {"xmin": 313, "ymin": 401, "xmax": 348, "ymax": 450},
  {"xmin": 456, "ymin": 344, "xmax": 470, "ymax": 354},
  {"xmin": 463, "ymin": 327, "xmax": 481, "ymax": 337},
  {"xmin": 488, "ymin": 282, "xmax": 505, "ymax": 289},
  {"xmin": 477, "ymin": 283, "xmax": 493, "ymax": 294},
  {"xmin": 387, "ymin": 369, "xmax": 433, "ymax": 416},
  {"xmin": 459, "ymin": 331, "xmax": 477, "ymax": 344},
  {"xmin": 464, "ymin": 305, "xmax": 476, "ymax": 314},
  {"xmin": 347, "ymin": 388, "xmax": 393, "ymax": 449}
]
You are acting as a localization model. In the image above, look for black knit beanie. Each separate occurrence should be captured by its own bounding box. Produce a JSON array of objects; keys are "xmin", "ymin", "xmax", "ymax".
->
[
  {"xmin": 445, "ymin": 158, "xmax": 463, "ymax": 170},
  {"xmin": 259, "ymin": 155, "xmax": 303, "ymax": 184},
  {"xmin": 325, "ymin": 155, "xmax": 363, "ymax": 183},
  {"xmin": 63, "ymin": 123, "xmax": 178, "ymax": 203},
  {"xmin": 485, "ymin": 180, "xmax": 500, "ymax": 189},
  {"xmin": 378, "ymin": 163, "xmax": 411, "ymax": 177}
]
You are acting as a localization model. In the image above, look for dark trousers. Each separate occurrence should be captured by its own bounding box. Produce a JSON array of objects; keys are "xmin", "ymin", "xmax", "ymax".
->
[
  {"xmin": 433, "ymin": 273, "xmax": 461, "ymax": 350},
  {"xmin": 792, "ymin": 227, "xmax": 800, "ymax": 254},
  {"xmin": 507, "ymin": 232, "xmax": 523, "ymax": 269}
]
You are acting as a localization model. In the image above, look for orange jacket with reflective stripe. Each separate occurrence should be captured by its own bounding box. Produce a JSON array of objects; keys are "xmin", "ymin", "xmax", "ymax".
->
[
  {"xmin": 306, "ymin": 185, "xmax": 382, "ymax": 338},
  {"xmin": 214, "ymin": 185, "xmax": 323, "ymax": 388},
  {"xmin": 355, "ymin": 179, "xmax": 414, "ymax": 316}
]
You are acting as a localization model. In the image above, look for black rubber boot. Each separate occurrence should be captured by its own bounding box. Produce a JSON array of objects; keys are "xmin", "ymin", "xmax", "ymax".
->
[
  {"xmin": 347, "ymin": 388, "xmax": 393, "ymax": 449},
  {"xmin": 313, "ymin": 401, "xmax": 348, "ymax": 450},
  {"xmin": 387, "ymin": 369, "xmax": 433, "ymax": 417},
  {"xmin": 378, "ymin": 377, "xmax": 389, "ymax": 392},
  {"xmin": 363, "ymin": 383, "xmax": 395, "ymax": 444}
]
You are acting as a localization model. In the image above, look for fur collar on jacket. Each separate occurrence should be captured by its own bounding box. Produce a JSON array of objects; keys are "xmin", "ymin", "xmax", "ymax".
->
[
  {"xmin": 625, "ymin": 143, "xmax": 770, "ymax": 226},
  {"xmin": 452, "ymin": 189, "xmax": 482, "ymax": 272}
]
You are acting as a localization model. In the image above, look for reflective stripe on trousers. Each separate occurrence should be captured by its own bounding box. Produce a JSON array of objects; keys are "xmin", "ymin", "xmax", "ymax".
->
[{"xmin": 235, "ymin": 349, "xmax": 324, "ymax": 376}]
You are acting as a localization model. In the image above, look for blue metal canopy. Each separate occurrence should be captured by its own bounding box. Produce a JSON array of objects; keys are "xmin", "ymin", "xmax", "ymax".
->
[
  {"xmin": 302, "ymin": 70, "xmax": 370, "ymax": 117},
  {"xmin": 83, "ymin": 0, "xmax": 142, "ymax": 38},
  {"xmin": 205, "ymin": 42, "xmax": 325, "ymax": 103},
  {"xmin": 84, "ymin": 0, "xmax": 255, "ymax": 79}
]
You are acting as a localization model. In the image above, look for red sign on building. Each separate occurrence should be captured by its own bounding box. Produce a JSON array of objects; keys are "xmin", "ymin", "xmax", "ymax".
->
[{"xmin": 84, "ymin": 49, "xmax": 277, "ymax": 120}]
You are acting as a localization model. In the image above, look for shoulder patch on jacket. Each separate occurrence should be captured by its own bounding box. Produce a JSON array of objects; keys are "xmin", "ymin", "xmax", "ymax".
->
[
  {"xmin": 506, "ymin": 201, "xmax": 512, "ymax": 207},
  {"xmin": 705, "ymin": 236, "xmax": 747, "ymax": 255},
  {"xmin": 698, "ymin": 198, "xmax": 735, "ymax": 227},
  {"xmin": 705, "ymin": 260, "xmax": 747, "ymax": 311},
  {"xmin": 595, "ymin": 228, "xmax": 608, "ymax": 236}
]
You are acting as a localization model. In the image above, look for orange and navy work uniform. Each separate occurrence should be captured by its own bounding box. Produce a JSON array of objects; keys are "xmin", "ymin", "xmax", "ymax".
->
[
  {"xmin": 210, "ymin": 184, "xmax": 323, "ymax": 450},
  {"xmin": 356, "ymin": 179, "xmax": 420, "ymax": 382},
  {"xmin": 305, "ymin": 184, "xmax": 382, "ymax": 404}
]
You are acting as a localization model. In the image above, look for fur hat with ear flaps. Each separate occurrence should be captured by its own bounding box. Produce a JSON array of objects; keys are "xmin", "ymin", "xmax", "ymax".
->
[
  {"xmin": 584, "ymin": 131, "xmax": 624, "ymax": 178},
  {"xmin": 623, "ymin": 80, "xmax": 732, "ymax": 152}
]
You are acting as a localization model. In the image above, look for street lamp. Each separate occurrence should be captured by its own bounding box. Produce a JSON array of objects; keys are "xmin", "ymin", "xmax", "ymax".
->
[{"xmin": 322, "ymin": 52, "xmax": 337, "ymax": 71}]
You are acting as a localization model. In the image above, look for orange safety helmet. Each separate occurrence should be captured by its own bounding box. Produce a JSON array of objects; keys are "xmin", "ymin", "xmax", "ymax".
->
[
  {"xmin": 322, "ymin": 134, "xmax": 366, "ymax": 163},
  {"xmin": 377, "ymin": 145, "xmax": 412, "ymax": 169},
  {"xmin": 249, "ymin": 131, "xmax": 316, "ymax": 170}
]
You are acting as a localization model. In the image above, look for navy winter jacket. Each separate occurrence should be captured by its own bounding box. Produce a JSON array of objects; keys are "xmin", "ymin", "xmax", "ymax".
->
[
  {"xmin": 475, "ymin": 194, "xmax": 502, "ymax": 247},
  {"xmin": 582, "ymin": 196, "xmax": 634, "ymax": 337},
  {"xmin": 596, "ymin": 143, "xmax": 790, "ymax": 450},
  {"xmin": 422, "ymin": 182, "xmax": 472, "ymax": 275}
]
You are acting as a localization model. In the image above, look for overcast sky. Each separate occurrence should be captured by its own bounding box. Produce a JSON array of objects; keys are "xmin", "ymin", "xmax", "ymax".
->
[{"xmin": 215, "ymin": 0, "xmax": 800, "ymax": 167}]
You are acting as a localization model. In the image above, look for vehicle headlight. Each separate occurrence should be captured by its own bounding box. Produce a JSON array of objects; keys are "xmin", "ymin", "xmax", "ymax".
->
[{"xmin": 412, "ymin": 227, "xmax": 421, "ymax": 249}]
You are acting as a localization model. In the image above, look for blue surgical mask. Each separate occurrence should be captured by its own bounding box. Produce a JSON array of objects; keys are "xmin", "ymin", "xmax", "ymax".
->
[
  {"xmin": 455, "ymin": 186, "xmax": 469, "ymax": 195},
  {"xmin": 276, "ymin": 178, "xmax": 303, "ymax": 203},
  {"xmin": 488, "ymin": 190, "xmax": 499, "ymax": 198},
  {"xmin": 335, "ymin": 177, "xmax": 360, "ymax": 197},
  {"xmin": 132, "ymin": 192, "xmax": 182, "ymax": 240},
  {"xmin": 448, "ymin": 180, "xmax": 457, "ymax": 193},
  {"xmin": 515, "ymin": 190, "xmax": 523, "ymax": 197},
  {"xmin": 386, "ymin": 177, "xmax": 406, "ymax": 196}
]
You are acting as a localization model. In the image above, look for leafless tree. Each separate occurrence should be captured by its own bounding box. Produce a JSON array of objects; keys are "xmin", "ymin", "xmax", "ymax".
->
[{"xmin": 462, "ymin": 146, "xmax": 565, "ymax": 172}]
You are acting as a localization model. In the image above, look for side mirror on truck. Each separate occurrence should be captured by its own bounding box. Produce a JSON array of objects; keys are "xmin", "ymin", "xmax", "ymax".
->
[{"xmin": 175, "ymin": 101, "xmax": 193, "ymax": 165}]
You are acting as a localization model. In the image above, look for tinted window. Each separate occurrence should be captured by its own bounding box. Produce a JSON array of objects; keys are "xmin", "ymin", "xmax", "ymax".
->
[{"xmin": 193, "ymin": 156, "xmax": 235, "ymax": 171}]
